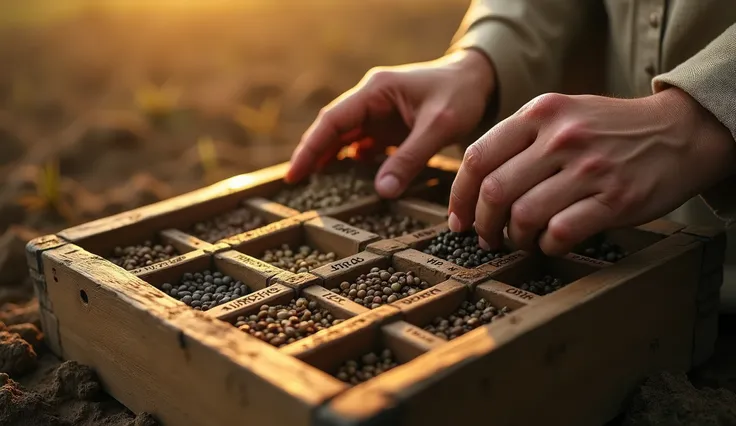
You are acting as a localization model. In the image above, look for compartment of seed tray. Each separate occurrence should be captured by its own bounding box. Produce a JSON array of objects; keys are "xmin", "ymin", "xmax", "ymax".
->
[
  {"xmin": 211, "ymin": 283, "xmax": 369, "ymax": 349},
  {"xmin": 571, "ymin": 224, "xmax": 670, "ymax": 263},
  {"xmin": 134, "ymin": 249, "xmax": 260, "ymax": 311},
  {"xmin": 393, "ymin": 278, "xmax": 530, "ymax": 342},
  {"xmin": 329, "ymin": 198, "xmax": 448, "ymax": 239},
  {"xmin": 280, "ymin": 305, "xmax": 443, "ymax": 386},
  {"xmin": 489, "ymin": 251, "xmax": 605, "ymax": 296},
  {"xmin": 309, "ymin": 248, "xmax": 458, "ymax": 311},
  {"xmin": 219, "ymin": 216, "xmax": 380, "ymax": 291},
  {"xmin": 176, "ymin": 197, "xmax": 301, "ymax": 245}
]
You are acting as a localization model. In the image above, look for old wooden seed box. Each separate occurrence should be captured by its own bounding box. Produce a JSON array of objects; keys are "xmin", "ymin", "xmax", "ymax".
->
[{"xmin": 26, "ymin": 154, "xmax": 725, "ymax": 426}]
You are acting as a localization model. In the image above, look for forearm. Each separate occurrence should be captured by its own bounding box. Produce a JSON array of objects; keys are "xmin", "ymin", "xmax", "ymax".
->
[
  {"xmin": 653, "ymin": 24, "xmax": 736, "ymax": 225},
  {"xmin": 448, "ymin": 0, "xmax": 600, "ymax": 122}
]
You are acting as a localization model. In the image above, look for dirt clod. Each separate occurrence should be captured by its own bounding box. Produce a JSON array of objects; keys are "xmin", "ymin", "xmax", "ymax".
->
[
  {"xmin": 0, "ymin": 331, "xmax": 37, "ymax": 376},
  {"xmin": 6, "ymin": 323, "xmax": 43, "ymax": 352},
  {"xmin": 621, "ymin": 371, "xmax": 736, "ymax": 426},
  {"xmin": 51, "ymin": 361, "xmax": 102, "ymax": 401}
]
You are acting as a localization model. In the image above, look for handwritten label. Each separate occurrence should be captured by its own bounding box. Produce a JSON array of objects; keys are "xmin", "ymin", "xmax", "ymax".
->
[
  {"xmin": 292, "ymin": 311, "xmax": 384, "ymax": 352},
  {"xmin": 230, "ymin": 222, "xmax": 291, "ymax": 244},
  {"xmin": 220, "ymin": 286, "xmax": 283, "ymax": 312},
  {"xmin": 411, "ymin": 229, "xmax": 439, "ymax": 239},
  {"xmin": 132, "ymin": 255, "xmax": 188, "ymax": 275},
  {"xmin": 322, "ymin": 291, "xmax": 347, "ymax": 305},
  {"xmin": 425, "ymin": 256, "xmax": 460, "ymax": 273},
  {"xmin": 568, "ymin": 253, "xmax": 608, "ymax": 266},
  {"xmin": 397, "ymin": 287, "xmax": 442, "ymax": 306},
  {"xmin": 233, "ymin": 254, "xmax": 279, "ymax": 273},
  {"xmin": 403, "ymin": 325, "xmax": 437, "ymax": 345},
  {"xmin": 331, "ymin": 223, "xmax": 361, "ymax": 237},
  {"xmin": 488, "ymin": 252, "xmax": 524, "ymax": 268},
  {"xmin": 329, "ymin": 256, "xmax": 365, "ymax": 272},
  {"xmin": 505, "ymin": 287, "xmax": 536, "ymax": 301}
]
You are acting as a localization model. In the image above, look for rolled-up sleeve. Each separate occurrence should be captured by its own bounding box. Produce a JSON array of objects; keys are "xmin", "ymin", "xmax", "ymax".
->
[
  {"xmin": 447, "ymin": 0, "xmax": 596, "ymax": 121},
  {"xmin": 653, "ymin": 24, "xmax": 736, "ymax": 225}
]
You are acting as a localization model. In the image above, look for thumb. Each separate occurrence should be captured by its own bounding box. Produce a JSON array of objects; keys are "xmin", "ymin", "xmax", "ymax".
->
[{"xmin": 375, "ymin": 107, "xmax": 457, "ymax": 198}]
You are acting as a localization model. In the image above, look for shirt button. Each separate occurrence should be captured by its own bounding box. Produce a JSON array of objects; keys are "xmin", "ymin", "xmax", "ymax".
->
[
  {"xmin": 649, "ymin": 12, "xmax": 660, "ymax": 28},
  {"xmin": 645, "ymin": 63, "xmax": 656, "ymax": 77}
]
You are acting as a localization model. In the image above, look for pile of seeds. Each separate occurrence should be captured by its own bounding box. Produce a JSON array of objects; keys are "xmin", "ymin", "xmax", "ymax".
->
[
  {"xmin": 189, "ymin": 206, "xmax": 265, "ymax": 243},
  {"xmin": 423, "ymin": 230, "xmax": 508, "ymax": 268},
  {"xmin": 580, "ymin": 240, "xmax": 629, "ymax": 262},
  {"xmin": 273, "ymin": 170, "xmax": 374, "ymax": 211},
  {"xmin": 261, "ymin": 244, "xmax": 336, "ymax": 273},
  {"xmin": 332, "ymin": 267, "xmax": 430, "ymax": 309},
  {"xmin": 347, "ymin": 212, "xmax": 427, "ymax": 239},
  {"xmin": 160, "ymin": 270, "xmax": 250, "ymax": 311},
  {"xmin": 424, "ymin": 299, "xmax": 509, "ymax": 340},
  {"xmin": 233, "ymin": 298, "xmax": 341, "ymax": 348},
  {"xmin": 334, "ymin": 349, "xmax": 399, "ymax": 385},
  {"xmin": 517, "ymin": 275, "xmax": 566, "ymax": 296},
  {"xmin": 108, "ymin": 241, "xmax": 178, "ymax": 271}
]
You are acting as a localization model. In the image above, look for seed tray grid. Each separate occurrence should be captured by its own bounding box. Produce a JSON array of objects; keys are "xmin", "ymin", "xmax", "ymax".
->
[{"xmin": 26, "ymin": 154, "xmax": 724, "ymax": 426}]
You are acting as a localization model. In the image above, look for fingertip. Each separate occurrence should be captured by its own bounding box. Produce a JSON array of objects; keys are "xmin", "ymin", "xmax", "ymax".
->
[
  {"xmin": 448, "ymin": 212, "xmax": 462, "ymax": 233},
  {"xmin": 376, "ymin": 174, "xmax": 402, "ymax": 198}
]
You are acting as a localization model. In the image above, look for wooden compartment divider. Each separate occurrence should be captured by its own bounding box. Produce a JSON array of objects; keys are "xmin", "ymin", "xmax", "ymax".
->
[{"xmin": 25, "ymin": 153, "xmax": 726, "ymax": 426}]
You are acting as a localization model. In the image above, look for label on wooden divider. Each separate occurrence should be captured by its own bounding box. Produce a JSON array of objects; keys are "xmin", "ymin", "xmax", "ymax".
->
[
  {"xmin": 207, "ymin": 284, "xmax": 294, "ymax": 319},
  {"xmin": 271, "ymin": 272, "xmax": 321, "ymax": 291},
  {"xmin": 477, "ymin": 251, "xmax": 527, "ymax": 274},
  {"xmin": 476, "ymin": 280, "xmax": 537, "ymax": 309},
  {"xmin": 306, "ymin": 217, "xmax": 381, "ymax": 252},
  {"xmin": 225, "ymin": 219, "xmax": 300, "ymax": 247},
  {"xmin": 366, "ymin": 239, "xmax": 409, "ymax": 257},
  {"xmin": 393, "ymin": 249, "xmax": 468, "ymax": 281},
  {"xmin": 382, "ymin": 321, "xmax": 445, "ymax": 355},
  {"xmin": 243, "ymin": 197, "xmax": 301, "ymax": 220},
  {"xmin": 130, "ymin": 253, "xmax": 194, "ymax": 276},
  {"xmin": 390, "ymin": 280, "xmax": 467, "ymax": 325},
  {"xmin": 565, "ymin": 253, "xmax": 612, "ymax": 268},
  {"xmin": 452, "ymin": 269, "xmax": 492, "ymax": 287},
  {"xmin": 304, "ymin": 285, "xmax": 369, "ymax": 317},
  {"xmin": 310, "ymin": 251, "xmax": 385, "ymax": 282}
]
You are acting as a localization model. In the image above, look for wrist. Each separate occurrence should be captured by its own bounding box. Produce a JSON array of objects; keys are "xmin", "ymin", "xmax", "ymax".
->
[{"xmin": 447, "ymin": 48, "xmax": 497, "ymax": 100}]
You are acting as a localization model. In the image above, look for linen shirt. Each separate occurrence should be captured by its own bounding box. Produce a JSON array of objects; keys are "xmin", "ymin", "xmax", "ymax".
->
[{"xmin": 449, "ymin": 0, "xmax": 736, "ymax": 224}]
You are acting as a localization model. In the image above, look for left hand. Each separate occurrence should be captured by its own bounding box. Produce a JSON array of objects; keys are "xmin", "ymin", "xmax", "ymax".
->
[{"xmin": 448, "ymin": 88, "xmax": 736, "ymax": 256}]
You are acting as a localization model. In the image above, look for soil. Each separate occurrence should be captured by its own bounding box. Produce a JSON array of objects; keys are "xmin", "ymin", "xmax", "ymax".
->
[{"xmin": 0, "ymin": 1, "xmax": 734, "ymax": 425}]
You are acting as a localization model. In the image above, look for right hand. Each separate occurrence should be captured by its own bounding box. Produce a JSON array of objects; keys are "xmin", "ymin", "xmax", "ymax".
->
[{"xmin": 286, "ymin": 49, "xmax": 496, "ymax": 199}]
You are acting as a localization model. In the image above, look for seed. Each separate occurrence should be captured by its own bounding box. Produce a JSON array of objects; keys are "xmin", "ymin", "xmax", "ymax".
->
[
  {"xmin": 333, "ymin": 267, "xmax": 429, "ymax": 309},
  {"xmin": 423, "ymin": 230, "xmax": 508, "ymax": 268},
  {"xmin": 347, "ymin": 212, "xmax": 428, "ymax": 239},
  {"xmin": 161, "ymin": 269, "xmax": 250, "ymax": 309},
  {"xmin": 188, "ymin": 205, "xmax": 266, "ymax": 243},
  {"xmin": 578, "ymin": 238, "xmax": 628, "ymax": 262},
  {"xmin": 515, "ymin": 275, "xmax": 566, "ymax": 295},
  {"xmin": 260, "ymin": 243, "xmax": 335, "ymax": 273},
  {"xmin": 233, "ymin": 298, "xmax": 338, "ymax": 348},
  {"xmin": 334, "ymin": 349, "xmax": 399, "ymax": 385},
  {"xmin": 272, "ymin": 169, "xmax": 375, "ymax": 211},
  {"xmin": 424, "ymin": 299, "xmax": 510, "ymax": 341},
  {"xmin": 108, "ymin": 240, "xmax": 180, "ymax": 271}
]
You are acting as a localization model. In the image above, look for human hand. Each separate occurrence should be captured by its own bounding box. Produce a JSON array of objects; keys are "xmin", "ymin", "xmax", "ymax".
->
[
  {"xmin": 449, "ymin": 88, "xmax": 736, "ymax": 256},
  {"xmin": 286, "ymin": 49, "xmax": 496, "ymax": 198}
]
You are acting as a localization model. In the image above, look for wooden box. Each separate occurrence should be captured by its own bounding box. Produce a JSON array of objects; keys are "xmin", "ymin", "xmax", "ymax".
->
[{"xmin": 25, "ymin": 155, "xmax": 725, "ymax": 426}]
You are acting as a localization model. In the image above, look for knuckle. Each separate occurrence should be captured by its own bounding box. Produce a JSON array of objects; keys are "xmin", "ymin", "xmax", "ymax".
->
[
  {"xmin": 543, "ymin": 120, "xmax": 587, "ymax": 154},
  {"xmin": 521, "ymin": 93, "xmax": 568, "ymax": 119},
  {"xmin": 546, "ymin": 217, "xmax": 574, "ymax": 245},
  {"xmin": 572, "ymin": 155, "xmax": 612, "ymax": 179},
  {"xmin": 365, "ymin": 67, "xmax": 394, "ymax": 88},
  {"xmin": 463, "ymin": 143, "xmax": 485, "ymax": 174},
  {"xmin": 510, "ymin": 200, "xmax": 538, "ymax": 230},
  {"xmin": 480, "ymin": 174, "xmax": 505, "ymax": 206}
]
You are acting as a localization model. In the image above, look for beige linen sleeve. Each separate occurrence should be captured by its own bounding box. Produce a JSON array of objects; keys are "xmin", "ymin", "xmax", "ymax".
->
[
  {"xmin": 653, "ymin": 24, "xmax": 736, "ymax": 225},
  {"xmin": 447, "ymin": 0, "xmax": 597, "ymax": 122}
]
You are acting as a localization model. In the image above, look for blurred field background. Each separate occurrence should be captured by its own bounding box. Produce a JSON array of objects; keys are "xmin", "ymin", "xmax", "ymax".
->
[{"xmin": 0, "ymin": 0, "xmax": 469, "ymax": 237}]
